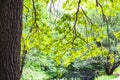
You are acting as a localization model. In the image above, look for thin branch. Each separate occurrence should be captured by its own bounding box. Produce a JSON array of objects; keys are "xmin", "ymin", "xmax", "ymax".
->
[
  {"xmin": 96, "ymin": 1, "xmax": 110, "ymax": 49},
  {"xmin": 32, "ymin": 0, "xmax": 39, "ymax": 29},
  {"xmin": 98, "ymin": 3, "xmax": 107, "ymax": 22},
  {"xmin": 23, "ymin": 4, "xmax": 30, "ymax": 12},
  {"xmin": 80, "ymin": 6, "xmax": 93, "ymax": 25},
  {"xmin": 72, "ymin": 0, "xmax": 81, "ymax": 45}
]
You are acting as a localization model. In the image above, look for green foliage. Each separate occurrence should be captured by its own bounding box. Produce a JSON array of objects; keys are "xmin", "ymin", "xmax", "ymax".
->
[
  {"xmin": 21, "ymin": 49, "xmax": 68, "ymax": 79},
  {"xmin": 22, "ymin": 0, "xmax": 120, "ymax": 79},
  {"xmin": 114, "ymin": 31, "xmax": 120, "ymax": 40},
  {"xmin": 21, "ymin": 68, "xmax": 50, "ymax": 80}
]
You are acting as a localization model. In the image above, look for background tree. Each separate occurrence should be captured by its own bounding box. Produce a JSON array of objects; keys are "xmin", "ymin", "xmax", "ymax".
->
[{"xmin": 0, "ymin": 0, "xmax": 23, "ymax": 80}]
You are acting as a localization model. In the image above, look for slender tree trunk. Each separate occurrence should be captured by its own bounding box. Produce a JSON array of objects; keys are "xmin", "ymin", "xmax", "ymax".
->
[
  {"xmin": 104, "ymin": 62, "xmax": 116, "ymax": 75},
  {"xmin": 0, "ymin": 0, "xmax": 23, "ymax": 80}
]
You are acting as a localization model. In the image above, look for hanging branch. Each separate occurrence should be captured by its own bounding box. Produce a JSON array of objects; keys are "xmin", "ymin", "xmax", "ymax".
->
[
  {"xmin": 31, "ymin": 0, "xmax": 39, "ymax": 32},
  {"xmin": 23, "ymin": 4, "xmax": 30, "ymax": 12},
  {"xmin": 72, "ymin": 0, "xmax": 81, "ymax": 45},
  {"xmin": 72, "ymin": 0, "xmax": 94, "ymax": 46},
  {"xmin": 80, "ymin": 6, "xmax": 93, "ymax": 25},
  {"xmin": 96, "ymin": 1, "xmax": 110, "ymax": 46},
  {"xmin": 95, "ymin": 0, "xmax": 107, "ymax": 22},
  {"xmin": 98, "ymin": 3, "xmax": 107, "ymax": 22},
  {"xmin": 32, "ymin": 0, "xmax": 37, "ymax": 26}
]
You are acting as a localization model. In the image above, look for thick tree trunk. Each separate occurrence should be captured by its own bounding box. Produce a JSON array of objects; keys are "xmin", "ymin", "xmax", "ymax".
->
[{"xmin": 0, "ymin": 0, "xmax": 23, "ymax": 80}]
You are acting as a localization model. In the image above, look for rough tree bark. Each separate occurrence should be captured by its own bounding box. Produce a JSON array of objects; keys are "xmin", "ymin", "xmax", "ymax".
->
[{"xmin": 0, "ymin": 0, "xmax": 23, "ymax": 80}]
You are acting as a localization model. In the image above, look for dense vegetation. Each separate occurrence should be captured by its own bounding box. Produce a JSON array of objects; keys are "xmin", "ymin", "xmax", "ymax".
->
[{"xmin": 21, "ymin": 0, "xmax": 120, "ymax": 80}]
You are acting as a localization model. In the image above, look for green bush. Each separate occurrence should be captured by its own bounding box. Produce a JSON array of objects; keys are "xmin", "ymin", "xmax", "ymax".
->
[{"xmin": 21, "ymin": 49, "xmax": 67, "ymax": 79}]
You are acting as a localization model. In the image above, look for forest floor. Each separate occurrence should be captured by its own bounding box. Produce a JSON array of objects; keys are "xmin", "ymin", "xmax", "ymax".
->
[
  {"xmin": 113, "ymin": 73, "xmax": 120, "ymax": 80},
  {"xmin": 113, "ymin": 76, "xmax": 120, "ymax": 80}
]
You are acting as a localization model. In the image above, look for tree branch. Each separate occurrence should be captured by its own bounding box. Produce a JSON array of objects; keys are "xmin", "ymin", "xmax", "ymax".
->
[
  {"xmin": 32, "ymin": 0, "xmax": 39, "ymax": 30},
  {"xmin": 72, "ymin": 0, "xmax": 81, "ymax": 45}
]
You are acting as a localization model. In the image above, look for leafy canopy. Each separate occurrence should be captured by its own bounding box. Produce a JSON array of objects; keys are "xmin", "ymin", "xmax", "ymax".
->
[{"xmin": 22, "ymin": 0, "xmax": 120, "ymax": 67}]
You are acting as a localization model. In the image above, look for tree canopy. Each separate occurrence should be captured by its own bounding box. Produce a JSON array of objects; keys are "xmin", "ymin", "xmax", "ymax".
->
[{"xmin": 22, "ymin": 0, "xmax": 120, "ymax": 77}]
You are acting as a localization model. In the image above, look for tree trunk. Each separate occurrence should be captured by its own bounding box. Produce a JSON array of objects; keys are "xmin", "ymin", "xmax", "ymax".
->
[
  {"xmin": 0, "ymin": 0, "xmax": 23, "ymax": 80},
  {"xmin": 104, "ymin": 62, "xmax": 115, "ymax": 75}
]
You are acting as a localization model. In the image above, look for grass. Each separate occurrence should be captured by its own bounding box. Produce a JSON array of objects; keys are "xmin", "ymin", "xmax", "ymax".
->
[
  {"xmin": 21, "ymin": 67, "xmax": 51, "ymax": 80},
  {"xmin": 94, "ymin": 74, "xmax": 117, "ymax": 80},
  {"xmin": 113, "ymin": 67, "xmax": 120, "ymax": 74},
  {"xmin": 94, "ymin": 67, "xmax": 120, "ymax": 80}
]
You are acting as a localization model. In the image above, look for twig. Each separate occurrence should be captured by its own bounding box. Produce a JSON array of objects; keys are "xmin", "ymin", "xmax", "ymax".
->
[{"xmin": 80, "ymin": 6, "xmax": 93, "ymax": 25}]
